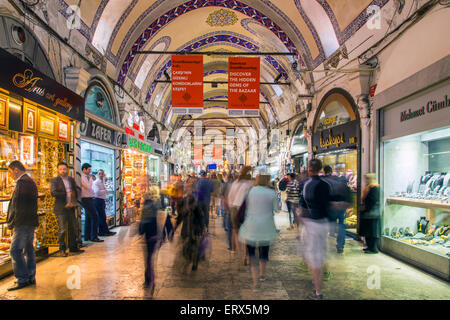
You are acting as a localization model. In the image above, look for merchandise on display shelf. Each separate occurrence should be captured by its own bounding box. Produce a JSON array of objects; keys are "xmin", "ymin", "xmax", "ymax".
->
[{"xmin": 382, "ymin": 125, "xmax": 450, "ymax": 258}]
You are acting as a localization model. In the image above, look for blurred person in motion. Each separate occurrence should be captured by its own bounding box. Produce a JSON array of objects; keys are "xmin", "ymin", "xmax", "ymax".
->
[
  {"xmin": 278, "ymin": 174, "xmax": 289, "ymax": 210},
  {"xmin": 238, "ymin": 175, "xmax": 279, "ymax": 288},
  {"xmin": 286, "ymin": 173, "xmax": 300, "ymax": 230},
  {"xmin": 183, "ymin": 171, "xmax": 197, "ymax": 197},
  {"xmin": 193, "ymin": 170, "xmax": 213, "ymax": 231},
  {"xmin": 222, "ymin": 173, "xmax": 234, "ymax": 251},
  {"xmin": 139, "ymin": 187, "xmax": 161, "ymax": 295},
  {"xmin": 227, "ymin": 166, "xmax": 253, "ymax": 265},
  {"xmin": 210, "ymin": 172, "xmax": 223, "ymax": 217},
  {"xmin": 174, "ymin": 194, "xmax": 206, "ymax": 272},
  {"xmin": 360, "ymin": 173, "xmax": 381, "ymax": 254},
  {"xmin": 6, "ymin": 161, "xmax": 38, "ymax": 291},
  {"xmin": 299, "ymin": 159, "xmax": 332, "ymax": 300},
  {"xmin": 321, "ymin": 165, "xmax": 352, "ymax": 253},
  {"xmin": 93, "ymin": 169, "xmax": 116, "ymax": 237}
]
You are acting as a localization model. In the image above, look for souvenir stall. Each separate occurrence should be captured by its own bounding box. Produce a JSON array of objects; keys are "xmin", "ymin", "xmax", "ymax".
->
[
  {"xmin": 312, "ymin": 89, "xmax": 361, "ymax": 236},
  {"xmin": 0, "ymin": 48, "xmax": 84, "ymax": 277}
]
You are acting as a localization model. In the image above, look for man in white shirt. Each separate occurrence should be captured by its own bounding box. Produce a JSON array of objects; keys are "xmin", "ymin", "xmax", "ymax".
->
[
  {"xmin": 81, "ymin": 163, "xmax": 103, "ymax": 243},
  {"xmin": 93, "ymin": 170, "xmax": 116, "ymax": 236}
]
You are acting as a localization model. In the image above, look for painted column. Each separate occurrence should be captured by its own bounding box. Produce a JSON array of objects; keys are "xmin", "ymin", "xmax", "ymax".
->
[{"xmin": 358, "ymin": 95, "xmax": 371, "ymax": 177}]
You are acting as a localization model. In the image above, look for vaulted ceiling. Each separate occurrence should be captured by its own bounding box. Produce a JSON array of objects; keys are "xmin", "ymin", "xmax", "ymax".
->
[{"xmin": 60, "ymin": 0, "xmax": 389, "ymax": 133}]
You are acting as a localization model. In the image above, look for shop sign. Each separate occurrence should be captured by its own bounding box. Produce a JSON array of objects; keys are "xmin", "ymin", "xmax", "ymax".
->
[
  {"xmin": 312, "ymin": 120, "xmax": 358, "ymax": 153},
  {"xmin": 171, "ymin": 55, "xmax": 203, "ymax": 113},
  {"xmin": 382, "ymin": 82, "xmax": 450, "ymax": 139},
  {"xmin": 81, "ymin": 118, "xmax": 121, "ymax": 148},
  {"xmin": 128, "ymin": 136, "xmax": 152, "ymax": 153},
  {"xmin": 228, "ymin": 57, "xmax": 260, "ymax": 116},
  {"xmin": 0, "ymin": 48, "xmax": 84, "ymax": 122}
]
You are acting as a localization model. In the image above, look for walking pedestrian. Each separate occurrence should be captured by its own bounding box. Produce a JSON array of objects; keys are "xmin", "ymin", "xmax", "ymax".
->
[
  {"xmin": 227, "ymin": 166, "xmax": 253, "ymax": 265},
  {"xmin": 93, "ymin": 169, "xmax": 116, "ymax": 237},
  {"xmin": 51, "ymin": 162, "xmax": 84, "ymax": 257},
  {"xmin": 286, "ymin": 173, "xmax": 300, "ymax": 230},
  {"xmin": 139, "ymin": 188, "xmax": 161, "ymax": 295},
  {"xmin": 81, "ymin": 163, "xmax": 103, "ymax": 243},
  {"xmin": 6, "ymin": 161, "xmax": 38, "ymax": 291},
  {"xmin": 222, "ymin": 173, "xmax": 234, "ymax": 251},
  {"xmin": 321, "ymin": 165, "xmax": 352, "ymax": 253},
  {"xmin": 193, "ymin": 170, "xmax": 213, "ymax": 231},
  {"xmin": 360, "ymin": 173, "xmax": 381, "ymax": 254},
  {"xmin": 174, "ymin": 194, "xmax": 206, "ymax": 272},
  {"xmin": 299, "ymin": 159, "xmax": 332, "ymax": 300},
  {"xmin": 238, "ymin": 175, "xmax": 279, "ymax": 288}
]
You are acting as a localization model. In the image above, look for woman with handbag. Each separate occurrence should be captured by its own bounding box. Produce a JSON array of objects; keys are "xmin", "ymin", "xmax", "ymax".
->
[
  {"xmin": 238, "ymin": 175, "xmax": 279, "ymax": 288},
  {"xmin": 360, "ymin": 173, "xmax": 381, "ymax": 254},
  {"xmin": 227, "ymin": 166, "xmax": 254, "ymax": 265}
]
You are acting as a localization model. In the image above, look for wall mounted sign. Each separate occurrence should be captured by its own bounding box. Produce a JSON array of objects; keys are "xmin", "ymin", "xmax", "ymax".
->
[
  {"xmin": 38, "ymin": 110, "xmax": 56, "ymax": 137},
  {"xmin": 228, "ymin": 57, "xmax": 260, "ymax": 116},
  {"xmin": 69, "ymin": 122, "xmax": 74, "ymax": 151},
  {"xmin": 382, "ymin": 82, "xmax": 450, "ymax": 140},
  {"xmin": 81, "ymin": 117, "xmax": 121, "ymax": 148},
  {"xmin": 0, "ymin": 47, "xmax": 84, "ymax": 122},
  {"xmin": 312, "ymin": 120, "xmax": 358, "ymax": 153},
  {"xmin": 171, "ymin": 55, "xmax": 203, "ymax": 114},
  {"xmin": 58, "ymin": 120, "xmax": 69, "ymax": 141},
  {"xmin": 128, "ymin": 136, "xmax": 152, "ymax": 153},
  {"xmin": 193, "ymin": 145, "xmax": 203, "ymax": 161}
]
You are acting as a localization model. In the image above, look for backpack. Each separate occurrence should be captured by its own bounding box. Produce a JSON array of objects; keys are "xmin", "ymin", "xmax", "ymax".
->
[{"xmin": 278, "ymin": 178, "xmax": 288, "ymax": 191}]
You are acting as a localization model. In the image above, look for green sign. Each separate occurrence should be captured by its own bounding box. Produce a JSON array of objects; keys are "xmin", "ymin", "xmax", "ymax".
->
[{"xmin": 128, "ymin": 137, "xmax": 152, "ymax": 153}]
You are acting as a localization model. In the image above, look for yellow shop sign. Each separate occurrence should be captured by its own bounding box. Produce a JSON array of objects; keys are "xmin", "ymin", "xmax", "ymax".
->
[{"xmin": 320, "ymin": 129, "xmax": 345, "ymax": 149}]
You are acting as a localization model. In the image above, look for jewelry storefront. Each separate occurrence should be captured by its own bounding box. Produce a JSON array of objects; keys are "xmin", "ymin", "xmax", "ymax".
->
[
  {"xmin": 80, "ymin": 83, "xmax": 123, "ymax": 228},
  {"xmin": 0, "ymin": 48, "xmax": 83, "ymax": 276},
  {"xmin": 312, "ymin": 89, "xmax": 361, "ymax": 236},
  {"xmin": 378, "ymin": 79, "xmax": 450, "ymax": 280}
]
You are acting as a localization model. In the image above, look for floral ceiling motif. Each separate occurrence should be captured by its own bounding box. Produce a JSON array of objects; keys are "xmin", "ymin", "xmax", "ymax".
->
[{"xmin": 206, "ymin": 9, "xmax": 238, "ymax": 27}]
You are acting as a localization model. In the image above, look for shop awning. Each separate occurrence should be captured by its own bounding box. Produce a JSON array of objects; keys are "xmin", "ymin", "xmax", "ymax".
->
[{"xmin": 0, "ymin": 47, "xmax": 85, "ymax": 122}]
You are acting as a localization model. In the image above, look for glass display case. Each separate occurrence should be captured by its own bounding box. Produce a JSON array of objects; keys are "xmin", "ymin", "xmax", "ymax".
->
[
  {"xmin": 81, "ymin": 141, "xmax": 116, "ymax": 221},
  {"xmin": 381, "ymin": 126, "xmax": 450, "ymax": 258}
]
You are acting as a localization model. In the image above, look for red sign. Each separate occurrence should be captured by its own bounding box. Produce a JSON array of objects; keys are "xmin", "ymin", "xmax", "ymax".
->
[
  {"xmin": 171, "ymin": 55, "xmax": 203, "ymax": 109},
  {"xmin": 193, "ymin": 145, "xmax": 203, "ymax": 161},
  {"xmin": 228, "ymin": 57, "xmax": 260, "ymax": 112},
  {"xmin": 369, "ymin": 84, "xmax": 377, "ymax": 97},
  {"xmin": 213, "ymin": 145, "xmax": 222, "ymax": 160}
]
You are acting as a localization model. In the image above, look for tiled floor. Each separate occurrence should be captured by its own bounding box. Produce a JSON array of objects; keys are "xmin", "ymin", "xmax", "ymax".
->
[{"xmin": 0, "ymin": 211, "xmax": 448, "ymax": 300}]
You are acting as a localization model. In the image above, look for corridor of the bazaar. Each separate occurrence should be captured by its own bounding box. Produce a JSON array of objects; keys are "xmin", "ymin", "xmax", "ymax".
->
[{"xmin": 0, "ymin": 0, "xmax": 448, "ymax": 301}]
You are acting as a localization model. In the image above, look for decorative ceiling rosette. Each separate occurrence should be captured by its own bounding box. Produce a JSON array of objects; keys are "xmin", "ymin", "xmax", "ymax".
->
[{"xmin": 206, "ymin": 9, "xmax": 238, "ymax": 27}]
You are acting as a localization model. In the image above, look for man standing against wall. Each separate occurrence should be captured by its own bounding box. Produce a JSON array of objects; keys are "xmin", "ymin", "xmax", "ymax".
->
[
  {"xmin": 81, "ymin": 163, "xmax": 103, "ymax": 243},
  {"xmin": 93, "ymin": 169, "xmax": 116, "ymax": 237},
  {"xmin": 51, "ymin": 162, "xmax": 84, "ymax": 257}
]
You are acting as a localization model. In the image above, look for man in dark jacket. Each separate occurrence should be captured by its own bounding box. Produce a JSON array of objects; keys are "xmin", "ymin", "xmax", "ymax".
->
[
  {"xmin": 7, "ymin": 161, "xmax": 38, "ymax": 291},
  {"xmin": 321, "ymin": 165, "xmax": 352, "ymax": 253},
  {"xmin": 50, "ymin": 162, "xmax": 84, "ymax": 257}
]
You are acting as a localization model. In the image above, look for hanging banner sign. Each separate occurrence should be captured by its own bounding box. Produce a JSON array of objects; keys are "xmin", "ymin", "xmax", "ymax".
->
[
  {"xmin": 0, "ymin": 47, "xmax": 84, "ymax": 122},
  {"xmin": 228, "ymin": 57, "xmax": 260, "ymax": 117},
  {"xmin": 213, "ymin": 145, "xmax": 223, "ymax": 160},
  {"xmin": 193, "ymin": 145, "xmax": 203, "ymax": 161},
  {"xmin": 171, "ymin": 55, "xmax": 203, "ymax": 115}
]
